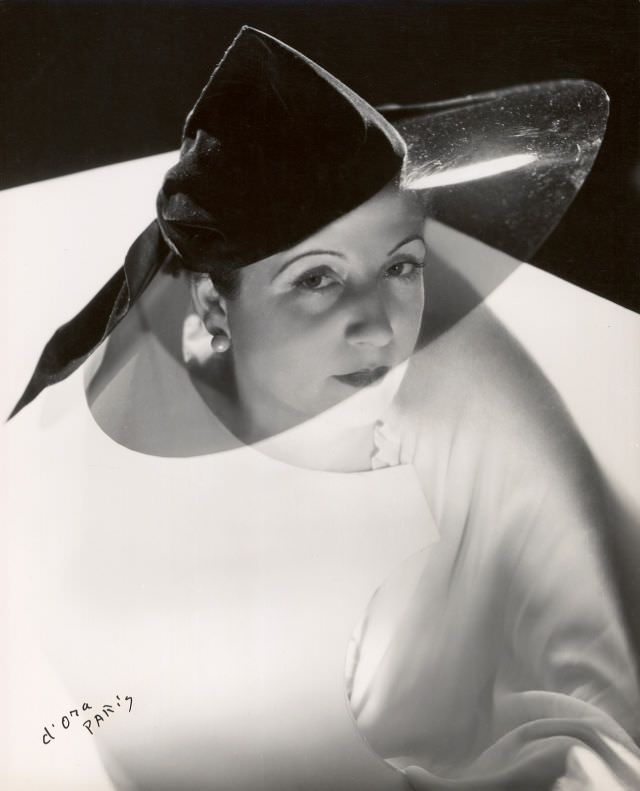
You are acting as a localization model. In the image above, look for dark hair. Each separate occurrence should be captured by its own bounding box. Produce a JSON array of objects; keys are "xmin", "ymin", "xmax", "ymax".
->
[
  {"xmin": 164, "ymin": 252, "xmax": 242, "ymax": 299},
  {"xmin": 209, "ymin": 262, "xmax": 242, "ymax": 300}
]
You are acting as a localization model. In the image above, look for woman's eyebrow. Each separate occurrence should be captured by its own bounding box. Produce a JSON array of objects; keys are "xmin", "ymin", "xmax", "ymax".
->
[
  {"xmin": 387, "ymin": 234, "xmax": 426, "ymax": 256},
  {"xmin": 274, "ymin": 249, "xmax": 346, "ymax": 279}
]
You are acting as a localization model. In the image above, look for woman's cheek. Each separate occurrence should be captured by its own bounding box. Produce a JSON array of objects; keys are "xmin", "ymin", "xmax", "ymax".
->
[
  {"xmin": 389, "ymin": 284, "xmax": 424, "ymax": 344},
  {"xmin": 275, "ymin": 296, "xmax": 346, "ymax": 350},
  {"xmin": 246, "ymin": 299, "xmax": 329, "ymax": 365},
  {"xmin": 283, "ymin": 290, "xmax": 343, "ymax": 319}
]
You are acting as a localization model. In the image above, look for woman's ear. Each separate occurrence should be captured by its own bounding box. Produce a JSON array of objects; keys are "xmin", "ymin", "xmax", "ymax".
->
[{"xmin": 190, "ymin": 275, "xmax": 230, "ymax": 337}]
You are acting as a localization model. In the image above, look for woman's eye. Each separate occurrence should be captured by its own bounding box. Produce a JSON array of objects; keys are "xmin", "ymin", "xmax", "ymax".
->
[
  {"xmin": 293, "ymin": 271, "xmax": 339, "ymax": 292},
  {"xmin": 384, "ymin": 261, "xmax": 424, "ymax": 279}
]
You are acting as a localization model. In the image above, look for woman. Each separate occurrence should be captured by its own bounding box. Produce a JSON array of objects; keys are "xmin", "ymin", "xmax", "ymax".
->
[{"xmin": 7, "ymin": 26, "xmax": 640, "ymax": 791}]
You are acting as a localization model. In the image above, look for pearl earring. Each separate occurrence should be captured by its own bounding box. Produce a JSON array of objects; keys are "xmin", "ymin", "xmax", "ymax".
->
[{"xmin": 210, "ymin": 332, "xmax": 231, "ymax": 354}]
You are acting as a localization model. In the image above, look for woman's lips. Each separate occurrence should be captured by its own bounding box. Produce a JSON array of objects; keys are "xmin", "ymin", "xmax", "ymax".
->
[{"xmin": 333, "ymin": 366, "xmax": 390, "ymax": 388}]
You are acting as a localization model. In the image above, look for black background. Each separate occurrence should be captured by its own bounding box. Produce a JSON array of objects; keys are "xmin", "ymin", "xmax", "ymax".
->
[{"xmin": 2, "ymin": 0, "xmax": 638, "ymax": 310}]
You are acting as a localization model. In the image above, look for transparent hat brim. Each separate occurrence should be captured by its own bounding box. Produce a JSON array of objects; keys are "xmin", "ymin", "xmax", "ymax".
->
[{"xmin": 381, "ymin": 79, "xmax": 609, "ymax": 261}]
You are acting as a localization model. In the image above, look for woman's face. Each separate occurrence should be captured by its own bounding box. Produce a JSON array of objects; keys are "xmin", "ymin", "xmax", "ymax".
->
[{"xmin": 225, "ymin": 183, "xmax": 426, "ymax": 434}]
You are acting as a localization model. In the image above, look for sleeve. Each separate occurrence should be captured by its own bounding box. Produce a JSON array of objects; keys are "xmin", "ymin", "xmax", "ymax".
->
[
  {"xmin": 403, "ymin": 443, "xmax": 640, "ymax": 789},
  {"xmin": 477, "ymin": 436, "xmax": 640, "ymax": 789}
]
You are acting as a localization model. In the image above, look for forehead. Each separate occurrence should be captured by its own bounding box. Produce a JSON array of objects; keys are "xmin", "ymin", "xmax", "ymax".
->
[{"xmin": 290, "ymin": 184, "xmax": 425, "ymax": 252}]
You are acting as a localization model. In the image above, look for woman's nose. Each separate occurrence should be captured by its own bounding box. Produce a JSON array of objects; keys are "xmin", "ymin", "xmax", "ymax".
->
[{"xmin": 344, "ymin": 288, "xmax": 394, "ymax": 348}]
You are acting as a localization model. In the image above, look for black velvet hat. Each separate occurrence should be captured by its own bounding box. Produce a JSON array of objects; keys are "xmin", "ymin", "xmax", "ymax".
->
[
  {"xmin": 157, "ymin": 27, "xmax": 405, "ymax": 272},
  {"xmin": 10, "ymin": 27, "xmax": 608, "ymax": 418}
]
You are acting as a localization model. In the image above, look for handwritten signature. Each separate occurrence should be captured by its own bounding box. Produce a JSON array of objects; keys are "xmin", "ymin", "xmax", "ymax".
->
[{"xmin": 41, "ymin": 694, "xmax": 133, "ymax": 744}]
